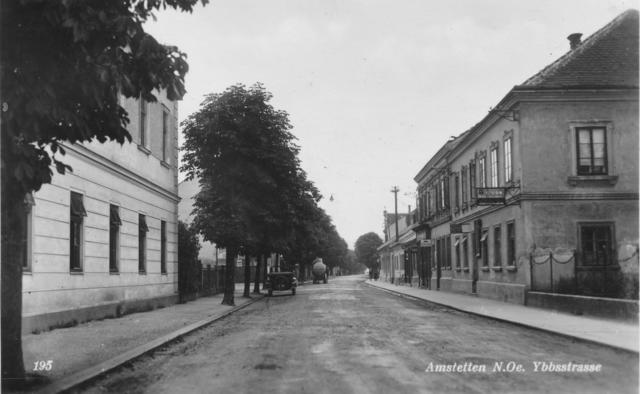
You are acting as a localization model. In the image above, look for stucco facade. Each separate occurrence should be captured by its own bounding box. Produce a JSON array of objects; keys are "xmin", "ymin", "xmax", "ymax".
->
[
  {"xmin": 413, "ymin": 10, "xmax": 638, "ymax": 307},
  {"xmin": 22, "ymin": 92, "xmax": 180, "ymax": 333}
]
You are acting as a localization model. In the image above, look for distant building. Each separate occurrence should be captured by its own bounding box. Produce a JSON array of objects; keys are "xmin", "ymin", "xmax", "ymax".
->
[
  {"xmin": 414, "ymin": 10, "xmax": 638, "ymax": 315},
  {"xmin": 178, "ymin": 177, "xmax": 224, "ymax": 266},
  {"xmin": 378, "ymin": 210, "xmax": 419, "ymax": 284},
  {"xmin": 23, "ymin": 92, "xmax": 180, "ymax": 333}
]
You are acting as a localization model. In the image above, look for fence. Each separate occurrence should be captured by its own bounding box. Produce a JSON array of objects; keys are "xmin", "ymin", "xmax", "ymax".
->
[{"xmin": 529, "ymin": 251, "xmax": 576, "ymax": 293}]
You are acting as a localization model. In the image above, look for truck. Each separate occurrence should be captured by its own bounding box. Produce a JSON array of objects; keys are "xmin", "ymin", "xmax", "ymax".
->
[{"xmin": 312, "ymin": 258, "xmax": 328, "ymax": 284}]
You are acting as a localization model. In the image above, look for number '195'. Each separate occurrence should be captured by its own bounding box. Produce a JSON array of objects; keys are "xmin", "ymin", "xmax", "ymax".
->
[{"xmin": 34, "ymin": 360, "xmax": 53, "ymax": 371}]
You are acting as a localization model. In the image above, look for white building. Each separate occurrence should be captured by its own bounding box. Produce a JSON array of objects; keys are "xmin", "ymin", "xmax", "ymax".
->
[{"xmin": 22, "ymin": 92, "xmax": 180, "ymax": 333}]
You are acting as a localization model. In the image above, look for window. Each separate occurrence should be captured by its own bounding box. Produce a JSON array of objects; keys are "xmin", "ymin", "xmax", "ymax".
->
[
  {"xmin": 138, "ymin": 214, "xmax": 149, "ymax": 273},
  {"xmin": 446, "ymin": 235, "xmax": 451, "ymax": 269},
  {"xmin": 462, "ymin": 237, "xmax": 469, "ymax": 268},
  {"xmin": 161, "ymin": 220, "xmax": 167, "ymax": 274},
  {"xmin": 70, "ymin": 192, "xmax": 87, "ymax": 272},
  {"xmin": 455, "ymin": 237, "xmax": 461, "ymax": 268},
  {"xmin": 481, "ymin": 230, "xmax": 489, "ymax": 267},
  {"xmin": 461, "ymin": 167, "xmax": 468, "ymax": 205},
  {"xmin": 479, "ymin": 156, "xmax": 487, "ymax": 188},
  {"xmin": 506, "ymin": 222, "xmax": 516, "ymax": 266},
  {"xmin": 579, "ymin": 224, "xmax": 614, "ymax": 266},
  {"xmin": 504, "ymin": 137, "xmax": 513, "ymax": 183},
  {"xmin": 493, "ymin": 225, "xmax": 502, "ymax": 267},
  {"xmin": 162, "ymin": 110, "xmax": 169, "ymax": 162},
  {"xmin": 469, "ymin": 160, "xmax": 476, "ymax": 200},
  {"xmin": 490, "ymin": 147, "xmax": 499, "ymax": 187},
  {"xmin": 454, "ymin": 173, "xmax": 460, "ymax": 211},
  {"xmin": 109, "ymin": 205, "xmax": 121, "ymax": 273},
  {"xmin": 577, "ymin": 127, "xmax": 607, "ymax": 175},
  {"xmin": 22, "ymin": 193, "xmax": 35, "ymax": 272},
  {"xmin": 139, "ymin": 98, "xmax": 147, "ymax": 146}
]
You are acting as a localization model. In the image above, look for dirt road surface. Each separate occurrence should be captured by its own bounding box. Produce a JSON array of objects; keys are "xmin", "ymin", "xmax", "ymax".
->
[{"xmin": 78, "ymin": 275, "xmax": 638, "ymax": 394}]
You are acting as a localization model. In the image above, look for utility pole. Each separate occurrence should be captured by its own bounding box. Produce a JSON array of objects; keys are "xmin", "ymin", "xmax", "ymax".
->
[{"xmin": 391, "ymin": 186, "xmax": 399, "ymax": 242}]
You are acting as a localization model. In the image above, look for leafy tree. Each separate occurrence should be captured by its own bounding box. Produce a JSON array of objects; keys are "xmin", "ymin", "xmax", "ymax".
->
[
  {"xmin": 178, "ymin": 221, "xmax": 201, "ymax": 300},
  {"xmin": 355, "ymin": 232, "xmax": 384, "ymax": 269},
  {"xmin": 1, "ymin": 0, "xmax": 206, "ymax": 385},
  {"xmin": 181, "ymin": 83, "xmax": 314, "ymax": 306}
]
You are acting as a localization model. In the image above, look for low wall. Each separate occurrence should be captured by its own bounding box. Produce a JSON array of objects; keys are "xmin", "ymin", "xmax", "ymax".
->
[
  {"xmin": 526, "ymin": 291, "xmax": 638, "ymax": 321},
  {"xmin": 22, "ymin": 294, "xmax": 179, "ymax": 334},
  {"xmin": 477, "ymin": 281, "xmax": 526, "ymax": 304}
]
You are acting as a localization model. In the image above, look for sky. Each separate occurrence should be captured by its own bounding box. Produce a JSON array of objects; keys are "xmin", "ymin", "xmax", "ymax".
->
[{"xmin": 145, "ymin": 0, "xmax": 636, "ymax": 249}]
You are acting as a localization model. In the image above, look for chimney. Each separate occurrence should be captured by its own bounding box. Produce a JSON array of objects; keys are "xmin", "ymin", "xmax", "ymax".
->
[{"xmin": 567, "ymin": 33, "xmax": 582, "ymax": 50}]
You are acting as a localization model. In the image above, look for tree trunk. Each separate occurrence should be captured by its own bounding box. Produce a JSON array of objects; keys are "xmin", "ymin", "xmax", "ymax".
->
[
  {"xmin": 253, "ymin": 254, "xmax": 261, "ymax": 294},
  {"xmin": 243, "ymin": 254, "xmax": 251, "ymax": 298},
  {"xmin": 262, "ymin": 253, "xmax": 269, "ymax": 289},
  {"xmin": 222, "ymin": 247, "xmax": 237, "ymax": 306},
  {"xmin": 1, "ymin": 186, "xmax": 27, "ymax": 387}
]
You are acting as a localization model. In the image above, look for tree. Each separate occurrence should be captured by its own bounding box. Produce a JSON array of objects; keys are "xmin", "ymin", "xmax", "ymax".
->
[
  {"xmin": 178, "ymin": 221, "xmax": 201, "ymax": 301},
  {"xmin": 1, "ymin": 0, "xmax": 207, "ymax": 385},
  {"xmin": 181, "ymin": 83, "xmax": 313, "ymax": 306},
  {"xmin": 355, "ymin": 232, "xmax": 384, "ymax": 269}
]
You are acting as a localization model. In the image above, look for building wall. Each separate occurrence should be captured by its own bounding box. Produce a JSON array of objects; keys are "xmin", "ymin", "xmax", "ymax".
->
[
  {"xmin": 23, "ymin": 92, "xmax": 180, "ymax": 333},
  {"xmin": 177, "ymin": 177, "xmax": 220, "ymax": 266},
  {"xmin": 520, "ymin": 99, "xmax": 638, "ymax": 194}
]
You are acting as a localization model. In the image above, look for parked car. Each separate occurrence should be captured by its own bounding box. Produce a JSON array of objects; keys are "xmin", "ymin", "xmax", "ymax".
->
[{"xmin": 265, "ymin": 272, "xmax": 297, "ymax": 296}]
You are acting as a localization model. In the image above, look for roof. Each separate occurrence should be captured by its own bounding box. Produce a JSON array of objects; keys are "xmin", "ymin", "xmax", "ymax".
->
[{"xmin": 519, "ymin": 9, "xmax": 639, "ymax": 89}]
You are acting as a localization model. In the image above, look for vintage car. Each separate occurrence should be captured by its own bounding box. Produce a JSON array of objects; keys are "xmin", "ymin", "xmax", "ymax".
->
[{"xmin": 265, "ymin": 272, "xmax": 297, "ymax": 296}]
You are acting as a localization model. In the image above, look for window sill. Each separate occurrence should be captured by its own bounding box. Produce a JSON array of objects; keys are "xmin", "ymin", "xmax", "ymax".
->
[
  {"xmin": 505, "ymin": 265, "xmax": 517, "ymax": 272},
  {"xmin": 491, "ymin": 266, "xmax": 503, "ymax": 272},
  {"xmin": 139, "ymin": 271, "xmax": 147, "ymax": 275},
  {"xmin": 70, "ymin": 270, "xmax": 84, "ymax": 275},
  {"xmin": 160, "ymin": 160, "xmax": 171, "ymax": 169},
  {"xmin": 161, "ymin": 271, "xmax": 168, "ymax": 276},
  {"xmin": 455, "ymin": 268, "xmax": 462, "ymax": 272},
  {"xmin": 567, "ymin": 175, "xmax": 618, "ymax": 186},
  {"xmin": 137, "ymin": 145, "xmax": 151, "ymax": 155},
  {"xmin": 463, "ymin": 268, "xmax": 470, "ymax": 272},
  {"xmin": 22, "ymin": 270, "xmax": 32, "ymax": 275},
  {"xmin": 481, "ymin": 267, "xmax": 490, "ymax": 272},
  {"xmin": 110, "ymin": 270, "xmax": 120, "ymax": 275}
]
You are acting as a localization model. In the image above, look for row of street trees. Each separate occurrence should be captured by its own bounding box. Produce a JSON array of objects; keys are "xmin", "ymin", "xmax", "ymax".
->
[{"xmin": 181, "ymin": 83, "xmax": 350, "ymax": 306}]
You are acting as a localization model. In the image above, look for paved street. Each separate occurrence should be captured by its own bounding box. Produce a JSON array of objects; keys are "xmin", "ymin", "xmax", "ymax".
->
[{"xmin": 78, "ymin": 276, "xmax": 637, "ymax": 394}]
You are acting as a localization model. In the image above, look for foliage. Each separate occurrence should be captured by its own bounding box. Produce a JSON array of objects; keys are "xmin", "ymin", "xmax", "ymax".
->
[
  {"xmin": 2, "ymin": 0, "xmax": 206, "ymax": 200},
  {"xmin": 181, "ymin": 83, "xmax": 320, "ymax": 303},
  {"xmin": 0, "ymin": 0, "xmax": 208, "ymax": 385},
  {"xmin": 355, "ymin": 232, "xmax": 384, "ymax": 268}
]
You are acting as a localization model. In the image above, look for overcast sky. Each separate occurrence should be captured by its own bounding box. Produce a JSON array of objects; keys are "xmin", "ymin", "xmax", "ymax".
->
[{"xmin": 146, "ymin": 0, "xmax": 635, "ymax": 249}]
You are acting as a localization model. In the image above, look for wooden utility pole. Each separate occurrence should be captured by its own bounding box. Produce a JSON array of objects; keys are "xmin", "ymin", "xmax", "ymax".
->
[{"xmin": 391, "ymin": 186, "xmax": 399, "ymax": 241}]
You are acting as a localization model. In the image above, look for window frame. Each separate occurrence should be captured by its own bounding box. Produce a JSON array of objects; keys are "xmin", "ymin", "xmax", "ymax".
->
[
  {"xmin": 567, "ymin": 121, "xmax": 616, "ymax": 185},
  {"xmin": 576, "ymin": 126, "xmax": 607, "ymax": 176},
  {"xmin": 139, "ymin": 97, "xmax": 148, "ymax": 148},
  {"xmin": 504, "ymin": 135, "xmax": 513, "ymax": 183},
  {"xmin": 577, "ymin": 222, "xmax": 616, "ymax": 267},
  {"xmin": 109, "ymin": 204, "xmax": 121, "ymax": 273},
  {"xmin": 506, "ymin": 221, "xmax": 516, "ymax": 268},
  {"xmin": 490, "ymin": 143, "xmax": 499, "ymax": 187},
  {"xmin": 493, "ymin": 224, "xmax": 502, "ymax": 268},
  {"xmin": 480, "ymin": 229, "xmax": 489, "ymax": 267},
  {"xmin": 478, "ymin": 153, "xmax": 487, "ymax": 188},
  {"xmin": 161, "ymin": 220, "xmax": 167, "ymax": 274},
  {"xmin": 138, "ymin": 214, "xmax": 148, "ymax": 274},
  {"xmin": 69, "ymin": 191, "xmax": 86, "ymax": 273},
  {"xmin": 162, "ymin": 108, "xmax": 170, "ymax": 164}
]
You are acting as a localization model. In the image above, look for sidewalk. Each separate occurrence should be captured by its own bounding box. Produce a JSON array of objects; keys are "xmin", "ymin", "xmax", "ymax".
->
[
  {"xmin": 13, "ymin": 286, "xmax": 262, "ymax": 393},
  {"xmin": 365, "ymin": 280, "xmax": 639, "ymax": 353}
]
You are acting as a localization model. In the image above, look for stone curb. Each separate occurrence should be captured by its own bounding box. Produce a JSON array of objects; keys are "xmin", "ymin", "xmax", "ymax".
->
[
  {"xmin": 363, "ymin": 281, "xmax": 638, "ymax": 354},
  {"xmin": 34, "ymin": 295, "xmax": 264, "ymax": 394}
]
